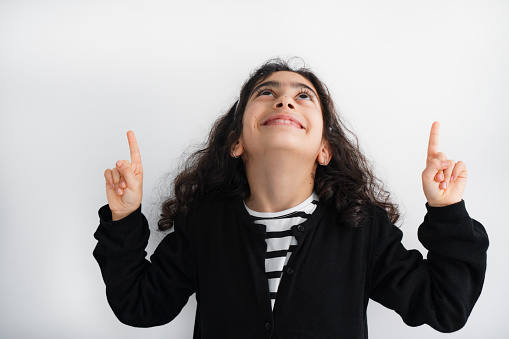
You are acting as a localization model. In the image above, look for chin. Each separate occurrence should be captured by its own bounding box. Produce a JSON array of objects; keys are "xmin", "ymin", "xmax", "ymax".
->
[{"xmin": 263, "ymin": 135, "xmax": 319, "ymax": 155}]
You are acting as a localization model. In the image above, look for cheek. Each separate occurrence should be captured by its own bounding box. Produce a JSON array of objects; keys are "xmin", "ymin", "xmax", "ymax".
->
[
  {"xmin": 242, "ymin": 111, "xmax": 259, "ymax": 129},
  {"xmin": 239, "ymin": 120, "xmax": 255, "ymax": 145},
  {"xmin": 309, "ymin": 114, "xmax": 324, "ymax": 135}
]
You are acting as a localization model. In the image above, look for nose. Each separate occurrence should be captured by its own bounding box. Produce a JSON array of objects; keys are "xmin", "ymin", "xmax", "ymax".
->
[{"xmin": 275, "ymin": 96, "xmax": 295, "ymax": 110}]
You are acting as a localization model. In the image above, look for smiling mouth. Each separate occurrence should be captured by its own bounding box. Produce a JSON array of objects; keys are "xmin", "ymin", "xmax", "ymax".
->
[{"xmin": 262, "ymin": 115, "xmax": 305, "ymax": 129}]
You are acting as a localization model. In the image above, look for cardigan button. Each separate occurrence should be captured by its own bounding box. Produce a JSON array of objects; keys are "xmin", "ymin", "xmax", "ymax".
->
[
  {"xmin": 297, "ymin": 225, "xmax": 304, "ymax": 232},
  {"xmin": 265, "ymin": 322, "xmax": 272, "ymax": 330},
  {"xmin": 286, "ymin": 267, "xmax": 294, "ymax": 275}
]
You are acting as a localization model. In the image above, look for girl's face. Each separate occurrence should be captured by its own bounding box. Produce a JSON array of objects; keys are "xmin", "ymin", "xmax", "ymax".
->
[{"xmin": 238, "ymin": 71, "xmax": 328, "ymax": 163}]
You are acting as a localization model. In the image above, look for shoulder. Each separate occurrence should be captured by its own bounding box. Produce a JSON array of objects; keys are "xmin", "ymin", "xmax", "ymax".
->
[
  {"xmin": 366, "ymin": 203, "xmax": 401, "ymax": 239},
  {"xmin": 341, "ymin": 202, "xmax": 402, "ymax": 251},
  {"xmin": 190, "ymin": 196, "xmax": 242, "ymax": 217},
  {"xmin": 174, "ymin": 196, "xmax": 245, "ymax": 230},
  {"xmin": 320, "ymin": 199, "xmax": 393, "ymax": 230}
]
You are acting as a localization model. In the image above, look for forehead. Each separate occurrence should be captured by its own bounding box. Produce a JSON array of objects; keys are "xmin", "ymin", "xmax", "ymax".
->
[{"xmin": 257, "ymin": 71, "xmax": 316, "ymax": 91}]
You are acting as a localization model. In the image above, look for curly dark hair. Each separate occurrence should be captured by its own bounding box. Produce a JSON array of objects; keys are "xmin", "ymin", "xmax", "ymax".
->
[{"xmin": 158, "ymin": 58, "xmax": 399, "ymax": 231}]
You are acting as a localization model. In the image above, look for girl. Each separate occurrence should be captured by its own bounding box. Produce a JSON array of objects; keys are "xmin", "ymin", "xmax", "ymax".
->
[{"xmin": 94, "ymin": 59, "xmax": 488, "ymax": 338}]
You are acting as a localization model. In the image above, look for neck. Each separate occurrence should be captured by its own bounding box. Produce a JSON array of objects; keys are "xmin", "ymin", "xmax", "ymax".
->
[{"xmin": 243, "ymin": 152, "xmax": 317, "ymax": 212}]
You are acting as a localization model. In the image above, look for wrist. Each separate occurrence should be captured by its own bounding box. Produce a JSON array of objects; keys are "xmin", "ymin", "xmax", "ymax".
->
[
  {"xmin": 112, "ymin": 212, "xmax": 130, "ymax": 221},
  {"xmin": 425, "ymin": 200, "xmax": 468, "ymax": 221},
  {"xmin": 111, "ymin": 206, "xmax": 140, "ymax": 221},
  {"xmin": 427, "ymin": 199, "xmax": 462, "ymax": 208}
]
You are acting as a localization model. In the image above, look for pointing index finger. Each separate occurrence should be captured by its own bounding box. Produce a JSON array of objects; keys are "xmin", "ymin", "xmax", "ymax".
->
[
  {"xmin": 427, "ymin": 121, "xmax": 440, "ymax": 161},
  {"xmin": 127, "ymin": 130, "xmax": 142, "ymax": 165}
]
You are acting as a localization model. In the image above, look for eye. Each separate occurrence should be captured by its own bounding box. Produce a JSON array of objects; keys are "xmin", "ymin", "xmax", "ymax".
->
[
  {"xmin": 256, "ymin": 88, "xmax": 274, "ymax": 97},
  {"xmin": 297, "ymin": 93, "xmax": 311, "ymax": 100},
  {"xmin": 296, "ymin": 89, "xmax": 314, "ymax": 101}
]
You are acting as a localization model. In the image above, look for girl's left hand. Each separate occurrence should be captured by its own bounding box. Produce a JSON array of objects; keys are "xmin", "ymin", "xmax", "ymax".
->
[{"xmin": 422, "ymin": 122, "xmax": 467, "ymax": 207}]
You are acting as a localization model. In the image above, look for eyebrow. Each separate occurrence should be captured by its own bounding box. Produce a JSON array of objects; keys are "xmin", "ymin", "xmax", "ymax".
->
[{"xmin": 250, "ymin": 80, "xmax": 319, "ymax": 100}]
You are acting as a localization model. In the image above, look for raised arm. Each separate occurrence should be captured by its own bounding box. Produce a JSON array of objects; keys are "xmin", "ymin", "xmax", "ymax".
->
[
  {"xmin": 370, "ymin": 122, "xmax": 488, "ymax": 332},
  {"xmin": 95, "ymin": 131, "xmax": 196, "ymax": 327}
]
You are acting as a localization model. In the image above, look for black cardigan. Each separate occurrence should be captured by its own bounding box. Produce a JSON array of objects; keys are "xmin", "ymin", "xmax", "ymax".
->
[{"xmin": 93, "ymin": 199, "xmax": 488, "ymax": 338}]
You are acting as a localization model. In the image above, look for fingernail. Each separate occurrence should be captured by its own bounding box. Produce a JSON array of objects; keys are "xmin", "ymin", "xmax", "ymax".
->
[
  {"xmin": 442, "ymin": 161, "xmax": 450, "ymax": 168},
  {"xmin": 440, "ymin": 181, "xmax": 447, "ymax": 189},
  {"xmin": 437, "ymin": 173, "xmax": 444, "ymax": 181},
  {"xmin": 116, "ymin": 160, "xmax": 123, "ymax": 168},
  {"xmin": 450, "ymin": 176, "xmax": 454, "ymax": 182}
]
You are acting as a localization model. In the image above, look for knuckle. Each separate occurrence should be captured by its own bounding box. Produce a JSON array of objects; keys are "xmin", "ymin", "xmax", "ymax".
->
[
  {"xmin": 435, "ymin": 152, "xmax": 447, "ymax": 160},
  {"xmin": 119, "ymin": 161, "xmax": 132, "ymax": 172}
]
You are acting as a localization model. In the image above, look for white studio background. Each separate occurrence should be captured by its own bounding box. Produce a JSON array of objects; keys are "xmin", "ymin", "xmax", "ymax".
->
[{"xmin": 1, "ymin": 1, "xmax": 508, "ymax": 338}]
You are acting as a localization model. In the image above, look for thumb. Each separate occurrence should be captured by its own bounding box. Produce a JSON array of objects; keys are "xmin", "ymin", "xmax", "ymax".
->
[
  {"xmin": 115, "ymin": 160, "xmax": 140, "ymax": 187},
  {"xmin": 422, "ymin": 159, "xmax": 450, "ymax": 182}
]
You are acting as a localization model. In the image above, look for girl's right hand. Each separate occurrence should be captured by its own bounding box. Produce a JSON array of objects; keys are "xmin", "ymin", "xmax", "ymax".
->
[{"xmin": 104, "ymin": 131, "xmax": 144, "ymax": 221}]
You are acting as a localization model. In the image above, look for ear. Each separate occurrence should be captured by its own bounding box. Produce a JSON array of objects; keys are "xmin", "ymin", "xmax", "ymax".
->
[
  {"xmin": 230, "ymin": 139, "xmax": 245, "ymax": 158},
  {"xmin": 317, "ymin": 140, "xmax": 332, "ymax": 166}
]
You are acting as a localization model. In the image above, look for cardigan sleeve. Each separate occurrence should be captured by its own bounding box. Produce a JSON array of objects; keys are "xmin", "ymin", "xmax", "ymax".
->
[
  {"xmin": 93, "ymin": 205, "xmax": 197, "ymax": 327},
  {"xmin": 368, "ymin": 200, "xmax": 489, "ymax": 333}
]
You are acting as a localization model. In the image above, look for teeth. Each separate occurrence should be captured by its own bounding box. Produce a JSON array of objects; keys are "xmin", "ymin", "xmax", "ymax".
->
[
  {"xmin": 264, "ymin": 117, "xmax": 303, "ymax": 128},
  {"xmin": 271, "ymin": 119, "xmax": 295, "ymax": 125}
]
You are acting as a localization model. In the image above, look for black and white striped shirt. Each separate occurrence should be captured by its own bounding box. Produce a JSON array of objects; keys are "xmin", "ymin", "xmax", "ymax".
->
[{"xmin": 245, "ymin": 192, "xmax": 319, "ymax": 309}]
